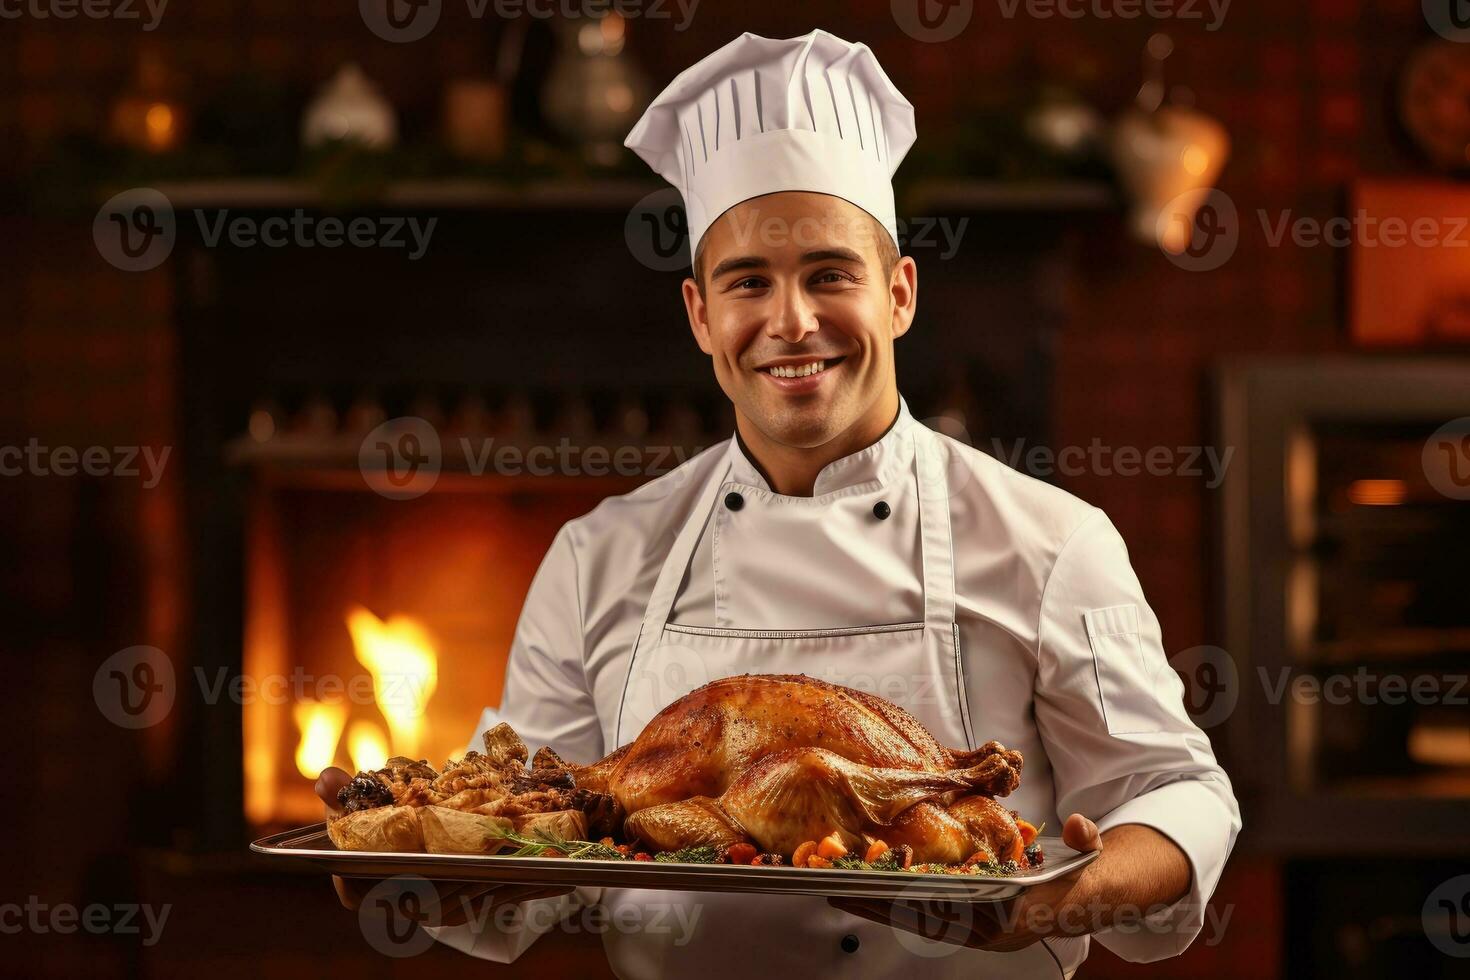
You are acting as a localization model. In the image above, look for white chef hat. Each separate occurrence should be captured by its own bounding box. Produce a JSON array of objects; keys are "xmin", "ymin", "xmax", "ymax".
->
[{"xmin": 625, "ymin": 29, "xmax": 917, "ymax": 267}]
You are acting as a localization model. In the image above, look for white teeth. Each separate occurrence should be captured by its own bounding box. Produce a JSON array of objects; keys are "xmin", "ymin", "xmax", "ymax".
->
[{"xmin": 768, "ymin": 359, "xmax": 827, "ymax": 378}]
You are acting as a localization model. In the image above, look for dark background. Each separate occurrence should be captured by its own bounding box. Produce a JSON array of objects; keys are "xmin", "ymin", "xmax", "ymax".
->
[{"xmin": 2, "ymin": 1, "xmax": 1469, "ymax": 977}]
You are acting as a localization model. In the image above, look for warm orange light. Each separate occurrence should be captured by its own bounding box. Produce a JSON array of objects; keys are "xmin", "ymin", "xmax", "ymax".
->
[
  {"xmin": 348, "ymin": 720, "xmax": 391, "ymax": 773},
  {"xmin": 1181, "ymin": 144, "xmax": 1210, "ymax": 177},
  {"xmin": 1347, "ymin": 479, "xmax": 1407, "ymax": 506},
  {"xmin": 144, "ymin": 103, "xmax": 176, "ymax": 151},
  {"xmin": 293, "ymin": 702, "xmax": 347, "ymax": 778},
  {"xmin": 345, "ymin": 605, "xmax": 439, "ymax": 759}
]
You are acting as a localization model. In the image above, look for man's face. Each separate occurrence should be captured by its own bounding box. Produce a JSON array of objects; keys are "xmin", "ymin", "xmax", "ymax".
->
[{"xmin": 682, "ymin": 192, "xmax": 917, "ymax": 449}]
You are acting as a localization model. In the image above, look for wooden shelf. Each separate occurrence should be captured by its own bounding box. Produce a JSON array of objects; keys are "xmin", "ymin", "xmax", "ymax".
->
[
  {"xmin": 904, "ymin": 178, "xmax": 1117, "ymax": 213},
  {"xmin": 150, "ymin": 177, "xmax": 662, "ymax": 210},
  {"xmin": 145, "ymin": 176, "xmax": 1119, "ymax": 213}
]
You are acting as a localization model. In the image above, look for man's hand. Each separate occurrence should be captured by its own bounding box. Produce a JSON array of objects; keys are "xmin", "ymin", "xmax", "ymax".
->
[
  {"xmin": 315, "ymin": 766, "xmax": 573, "ymax": 927},
  {"xmin": 828, "ymin": 813, "xmax": 1189, "ymax": 952}
]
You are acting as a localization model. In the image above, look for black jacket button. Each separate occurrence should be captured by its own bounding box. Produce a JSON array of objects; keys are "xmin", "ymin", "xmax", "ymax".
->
[
  {"xmin": 873, "ymin": 500, "xmax": 891, "ymax": 520},
  {"xmin": 724, "ymin": 491, "xmax": 744, "ymax": 511},
  {"xmin": 840, "ymin": 934, "xmax": 860, "ymax": 953}
]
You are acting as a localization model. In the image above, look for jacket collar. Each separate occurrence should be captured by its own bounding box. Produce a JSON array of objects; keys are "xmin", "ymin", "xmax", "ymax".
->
[{"xmin": 724, "ymin": 396, "xmax": 916, "ymax": 498}]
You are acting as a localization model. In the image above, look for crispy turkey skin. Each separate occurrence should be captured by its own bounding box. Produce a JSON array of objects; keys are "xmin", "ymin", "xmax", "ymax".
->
[{"xmin": 571, "ymin": 674, "xmax": 1026, "ymax": 863}]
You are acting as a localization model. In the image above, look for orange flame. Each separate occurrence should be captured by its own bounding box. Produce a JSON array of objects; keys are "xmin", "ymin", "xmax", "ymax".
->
[
  {"xmin": 345, "ymin": 605, "xmax": 439, "ymax": 759},
  {"xmin": 293, "ymin": 702, "xmax": 347, "ymax": 779},
  {"xmin": 347, "ymin": 720, "xmax": 390, "ymax": 773}
]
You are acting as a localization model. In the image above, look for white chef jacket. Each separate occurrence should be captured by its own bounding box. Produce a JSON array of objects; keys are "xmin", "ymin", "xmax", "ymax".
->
[{"xmin": 427, "ymin": 397, "xmax": 1241, "ymax": 970}]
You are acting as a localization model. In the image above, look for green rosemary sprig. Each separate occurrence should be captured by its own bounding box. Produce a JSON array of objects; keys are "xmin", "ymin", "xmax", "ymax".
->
[{"xmin": 492, "ymin": 825, "xmax": 626, "ymax": 860}]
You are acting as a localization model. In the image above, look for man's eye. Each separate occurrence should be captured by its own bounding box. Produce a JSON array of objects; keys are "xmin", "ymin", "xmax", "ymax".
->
[
  {"xmin": 812, "ymin": 270, "xmax": 850, "ymax": 285},
  {"xmin": 732, "ymin": 277, "xmax": 766, "ymax": 290}
]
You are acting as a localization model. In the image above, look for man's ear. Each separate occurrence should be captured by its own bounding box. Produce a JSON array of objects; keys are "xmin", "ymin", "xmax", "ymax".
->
[
  {"xmin": 683, "ymin": 277, "xmax": 713, "ymax": 355},
  {"xmin": 890, "ymin": 255, "xmax": 918, "ymax": 340}
]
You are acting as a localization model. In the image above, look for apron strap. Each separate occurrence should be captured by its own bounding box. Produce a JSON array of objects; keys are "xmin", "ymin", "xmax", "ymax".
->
[
  {"xmin": 913, "ymin": 425, "xmax": 957, "ymax": 628},
  {"xmin": 635, "ymin": 457, "xmax": 732, "ymax": 642}
]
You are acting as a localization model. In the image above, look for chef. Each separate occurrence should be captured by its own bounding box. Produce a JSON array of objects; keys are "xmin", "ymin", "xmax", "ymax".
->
[{"xmin": 318, "ymin": 28, "xmax": 1240, "ymax": 978}]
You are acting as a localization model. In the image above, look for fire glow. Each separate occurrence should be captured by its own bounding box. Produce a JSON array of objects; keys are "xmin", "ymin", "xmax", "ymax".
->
[
  {"xmin": 279, "ymin": 608, "xmax": 440, "ymax": 800},
  {"xmin": 345, "ymin": 605, "xmax": 439, "ymax": 761}
]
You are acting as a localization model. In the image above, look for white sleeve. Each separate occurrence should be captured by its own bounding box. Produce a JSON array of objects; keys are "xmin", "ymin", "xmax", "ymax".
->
[
  {"xmin": 425, "ymin": 524, "xmax": 605, "ymax": 962},
  {"xmin": 1034, "ymin": 510, "xmax": 1242, "ymax": 962}
]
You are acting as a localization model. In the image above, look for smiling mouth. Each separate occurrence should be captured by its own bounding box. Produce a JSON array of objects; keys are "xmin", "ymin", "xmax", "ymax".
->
[{"xmin": 759, "ymin": 356, "xmax": 846, "ymax": 379}]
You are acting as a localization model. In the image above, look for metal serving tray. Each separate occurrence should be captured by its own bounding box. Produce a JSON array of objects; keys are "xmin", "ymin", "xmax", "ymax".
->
[{"xmin": 251, "ymin": 825, "xmax": 1098, "ymax": 902}]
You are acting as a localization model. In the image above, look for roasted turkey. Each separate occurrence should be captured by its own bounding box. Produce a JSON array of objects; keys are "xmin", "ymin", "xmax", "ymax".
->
[
  {"xmin": 330, "ymin": 673, "xmax": 1027, "ymax": 864},
  {"xmin": 551, "ymin": 673, "xmax": 1027, "ymax": 864}
]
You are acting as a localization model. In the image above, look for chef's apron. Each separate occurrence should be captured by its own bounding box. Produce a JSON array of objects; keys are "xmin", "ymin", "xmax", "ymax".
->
[{"xmin": 603, "ymin": 425, "xmax": 1082, "ymax": 979}]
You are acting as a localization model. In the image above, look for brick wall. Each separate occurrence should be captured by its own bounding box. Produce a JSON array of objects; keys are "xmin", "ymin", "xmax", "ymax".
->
[{"xmin": 1, "ymin": 2, "xmax": 1443, "ymax": 976}]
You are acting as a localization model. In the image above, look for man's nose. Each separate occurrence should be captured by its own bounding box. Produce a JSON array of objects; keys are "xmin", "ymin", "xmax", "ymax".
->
[{"xmin": 767, "ymin": 286, "xmax": 820, "ymax": 343}]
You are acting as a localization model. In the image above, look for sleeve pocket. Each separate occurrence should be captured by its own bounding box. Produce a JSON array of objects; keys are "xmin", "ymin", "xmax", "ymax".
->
[{"xmin": 1084, "ymin": 604, "xmax": 1163, "ymax": 735}]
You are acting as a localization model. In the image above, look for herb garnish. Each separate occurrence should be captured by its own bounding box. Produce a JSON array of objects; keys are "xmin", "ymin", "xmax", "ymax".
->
[{"xmin": 653, "ymin": 845, "xmax": 721, "ymax": 864}]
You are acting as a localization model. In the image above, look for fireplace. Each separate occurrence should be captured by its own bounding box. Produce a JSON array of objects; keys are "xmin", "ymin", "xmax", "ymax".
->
[{"xmin": 233, "ymin": 439, "xmax": 639, "ymax": 827}]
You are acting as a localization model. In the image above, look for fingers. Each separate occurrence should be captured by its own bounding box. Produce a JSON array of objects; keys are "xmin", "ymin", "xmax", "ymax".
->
[
  {"xmin": 332, "ymin": 874, "xmax": 372, "ymax": 910},
  {"xmin": 1061, "ymin": 812, "xmax": 1102, "ymax": 853},
  {"xmin": 315, "ymin": 767, "xmax": 353, "ymax": 816}
]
